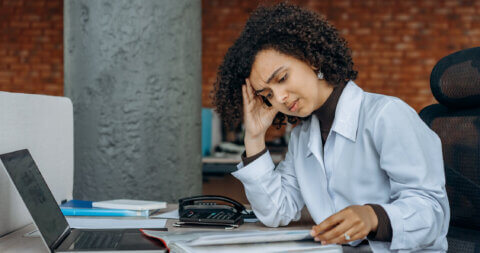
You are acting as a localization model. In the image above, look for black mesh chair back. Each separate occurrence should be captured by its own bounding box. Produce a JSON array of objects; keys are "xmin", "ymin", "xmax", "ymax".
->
[{"xmin": 419, "ymin": 47, "xmax": 480, "ymax": 252}]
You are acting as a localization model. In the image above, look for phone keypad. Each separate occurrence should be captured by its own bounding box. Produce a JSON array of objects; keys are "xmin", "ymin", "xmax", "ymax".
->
[
  {"xmin": 180, "ymin": 208, "xmax": 243, "ymax": 225},
  {"xmin": 207, "ymin": 211, "xmax": 234, "ymax": 220}
]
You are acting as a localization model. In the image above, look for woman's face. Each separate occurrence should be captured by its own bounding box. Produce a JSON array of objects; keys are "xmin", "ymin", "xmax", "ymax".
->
[{"xmin": 249, "ymin": 49, "xmax": 333, "ymax": 117}]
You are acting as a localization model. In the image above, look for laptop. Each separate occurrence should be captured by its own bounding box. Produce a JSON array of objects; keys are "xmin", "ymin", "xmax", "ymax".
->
[{"xmin": 0, "ymin": 149, "xmax": 167, "ymax": 252}]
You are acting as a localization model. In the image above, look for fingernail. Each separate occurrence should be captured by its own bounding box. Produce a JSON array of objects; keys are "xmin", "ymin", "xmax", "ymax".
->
[
  {"xmin": 321, "ymin": 241, "xmax": 327, "ymax": 245},
  {"xmin": 314, "ymin": 237, "xmax": 320, "ymax": 241},
  {"xmin": 310, "ymin": 230, "xmax": 315, "ymax": 237}
]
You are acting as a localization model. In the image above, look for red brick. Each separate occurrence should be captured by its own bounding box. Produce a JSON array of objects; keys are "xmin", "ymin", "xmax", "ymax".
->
[
  {"xmin": 2, "ymin": 0, "xmax": 480, "ymax": 111},
  {"xmin": 31, "ymin": 22, "xmax": 51, "ymax": 29},
  {"xmin": 10, "ymin": 21, "xmax": 29, "ymax": 28}
]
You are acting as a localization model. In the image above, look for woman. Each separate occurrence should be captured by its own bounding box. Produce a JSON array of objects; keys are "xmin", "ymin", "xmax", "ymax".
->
[{"xmin": 213, "ymin": 3, "xmax": 449, "ymax": 252}]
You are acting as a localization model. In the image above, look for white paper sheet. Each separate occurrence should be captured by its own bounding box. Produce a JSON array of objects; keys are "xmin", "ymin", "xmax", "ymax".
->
[
  {"xmin": 171, "ymin": 241, "xmax": 342, "ymax": 253},
  {"xmin": 66, "ymin": 218, "xmax": 167, "ymax": 229},
  {"xmin": 141, "ymin": 229, "xmax": 314, "ymax": 246},
  {"xmin": 151, "ymin": 209, "xmax": 179, "ymax": 219},
  {"xmin": 141, "ymin": 230, "xmax": 342, "ymax": 253}
]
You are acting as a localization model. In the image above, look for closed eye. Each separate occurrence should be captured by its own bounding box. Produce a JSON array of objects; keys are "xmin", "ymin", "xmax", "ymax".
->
[
  {"xmin": 278, "ymin": 73, "xmax": 288, "ymax": 83},
  {"xmin": 255, "ymin": 89, "xmax": 273, "ymax": 99}
]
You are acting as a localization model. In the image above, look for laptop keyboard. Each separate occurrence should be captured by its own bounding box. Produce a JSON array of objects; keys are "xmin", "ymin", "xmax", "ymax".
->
[{"xmin": 73, "ymin": 231, "xmax": 123, "ymax": 249}]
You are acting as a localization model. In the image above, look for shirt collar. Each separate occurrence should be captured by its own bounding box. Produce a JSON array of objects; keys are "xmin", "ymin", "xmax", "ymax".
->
[
  {"xmin": 304, "ymin": 81, "xmax": 364, "ymax": 158},
  {"xmin": 330, "ymin": 80, "xmax": 364, "ymax": 142}
]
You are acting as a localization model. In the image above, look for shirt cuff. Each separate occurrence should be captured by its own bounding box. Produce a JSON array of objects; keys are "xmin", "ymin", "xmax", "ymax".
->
[
  {"xmin": 366, "ymin": 204, "xmax": 393, "ymax": 242},
  {"xmin": 241, "ymin": 147, "xmax": 268, "ymax": 166},
  {"xmin": 232, "ymin": 150, "xmax": 275, "ymax": 184}
]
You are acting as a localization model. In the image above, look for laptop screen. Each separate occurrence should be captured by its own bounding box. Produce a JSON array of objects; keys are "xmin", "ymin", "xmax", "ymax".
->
[{"xmin": 0, "ymin": 149, "xmax": 69, "ymax": 250}]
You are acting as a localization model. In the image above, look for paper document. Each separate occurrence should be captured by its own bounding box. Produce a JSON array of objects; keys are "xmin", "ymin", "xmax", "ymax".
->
[
  {"xmin": 151, "ymin": 209, "xmax": 179, "ymax": 219},
  {"xmin": 189, "ymin": 230, "xmax": 312, "ymax": 246},
  {"xmin": 142, "ymin": 229, "xmax": 311, "ymax": 246},
  {"xmin": 170, "ymin": 241, "xmax": 342, "ymax": 253},
  {"xmin": 67, "ymin": 218, "xmax": 166, "ymax": 229},
  {"xmin": 141, "ymin": 230, "xmax": 341, "ymax": 253},
  {"xmin": 92, "ymin": 199, "xmax": 167, "ymax": 210}
]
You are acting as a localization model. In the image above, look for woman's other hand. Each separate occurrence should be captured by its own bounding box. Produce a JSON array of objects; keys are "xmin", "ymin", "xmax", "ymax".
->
[
  {"xmin": 242, "ymin": 78, "xmax": 278, "ymax": 156},
  {"xmin": 310, "ymin": 205, "xmax": 378, "ymax": 245}
]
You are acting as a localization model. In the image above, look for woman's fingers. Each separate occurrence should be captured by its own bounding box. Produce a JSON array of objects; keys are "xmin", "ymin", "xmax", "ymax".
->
[
  {"xmin": 242, "ymin": 85, "xmax": 250, "ymax": 107},
  {"xmin": 324, "ymin": 224, "xmax": 360, "ymax": 245},
  {"xmin": 245, "ymin": 78, "xmax": 255, "ymax": 102},
  {"xmin": 345, "ymin": 226, "xmax": 365, "ymax": 243},
  {"xmin": 311, "ymin": 212, "xmax": 344, "ymax": 237},
  {"xmin": 311, "ymin": 205, "xmax": 377, "ymax": 245},
  {"xmin": 266, "ymin": 105, "xmax": 279, "ymax": 118},
  {"xmin": 312, "ymin": 215, "xmax": 350, "ymax": 244}
]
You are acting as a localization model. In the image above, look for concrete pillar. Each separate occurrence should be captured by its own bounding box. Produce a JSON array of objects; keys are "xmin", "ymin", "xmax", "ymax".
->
[{"xmin": 64, "ymin": 0, "xmax": 202, "ymax": 202}]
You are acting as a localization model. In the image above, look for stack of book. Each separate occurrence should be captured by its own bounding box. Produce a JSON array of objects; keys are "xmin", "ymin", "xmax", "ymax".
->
[{"xmin": 60, "ymin": 199, "xmax": 167, "ymax": 217}]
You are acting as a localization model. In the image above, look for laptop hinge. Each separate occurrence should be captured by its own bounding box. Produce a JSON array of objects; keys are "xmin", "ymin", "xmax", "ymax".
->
[{"xmin": 51, "ymin": 226, "xmax": 71, "ymax": 251}]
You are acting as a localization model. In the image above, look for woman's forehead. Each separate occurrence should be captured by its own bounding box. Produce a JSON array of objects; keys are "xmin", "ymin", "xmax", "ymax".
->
[
  {"xmin": 252, "ymin": 50, "xmax": 287, "ymax": 72},
  {"xmin": 250, "ymin": 50, "xmax": 290, "ymax": 87}
]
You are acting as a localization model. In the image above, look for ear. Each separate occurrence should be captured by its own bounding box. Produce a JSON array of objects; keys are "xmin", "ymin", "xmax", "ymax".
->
[{"xmin": 311, "ymin": 65, "xmax": 324, "ymax": 80}]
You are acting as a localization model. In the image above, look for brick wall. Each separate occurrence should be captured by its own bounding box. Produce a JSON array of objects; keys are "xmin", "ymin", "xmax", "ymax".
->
[
  {"xmin": 202, "ymin": 0, "xmax": 480, "ymax": 113},
  {"xmin": 0, "ymin": 0, "xmax": 63, "ymax": 95},
  {"xmin": 2, "ymin": 0, "xmax": 479, "ymax": 112}
]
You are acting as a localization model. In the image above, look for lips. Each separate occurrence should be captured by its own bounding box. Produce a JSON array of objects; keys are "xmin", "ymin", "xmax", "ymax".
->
[{"xmin": 288, "ymin": 99, "xmax": 299, "ymax": 112}]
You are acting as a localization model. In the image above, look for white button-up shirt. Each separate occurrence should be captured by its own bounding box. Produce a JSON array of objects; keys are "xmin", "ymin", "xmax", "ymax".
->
[{"xmin": 232, "ymin": 81, "xmax": 450, "ymax": 252}]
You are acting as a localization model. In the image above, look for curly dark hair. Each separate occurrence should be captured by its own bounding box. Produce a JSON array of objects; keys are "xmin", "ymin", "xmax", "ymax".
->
[{"xmin": 213, "ymin": 2, "xmax": 357, "ymax": 129}]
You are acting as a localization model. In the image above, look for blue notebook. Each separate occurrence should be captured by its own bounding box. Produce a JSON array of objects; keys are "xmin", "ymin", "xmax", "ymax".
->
[{"xmin": 60, "ymin": 200, "xmax": 151, "ymax": 217}]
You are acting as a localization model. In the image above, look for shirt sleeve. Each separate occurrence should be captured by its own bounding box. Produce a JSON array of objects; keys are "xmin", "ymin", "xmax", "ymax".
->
[
  {"xmin": 366, "ymin": 204, "xmax": 393, "ymax": 242},
  {"xmin": 372, "ymin": 98, "xmax": 450, "ymax": 251},
  {"xmin": 232, "ymin": 134, "xmax": 305, "ymax": 227},
  {"xmin": 241, "ymin": 147, "xmax": 268, "ymax": 166}
]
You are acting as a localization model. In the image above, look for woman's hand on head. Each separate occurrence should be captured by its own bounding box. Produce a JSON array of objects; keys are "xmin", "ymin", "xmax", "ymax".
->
[
  {"xmin": 242, "ymin": 78, "xmax": 278, "ymax": 156},
  {"xmin": 310, "ymin": 205, "xmax": 378, "ymax": 245}
]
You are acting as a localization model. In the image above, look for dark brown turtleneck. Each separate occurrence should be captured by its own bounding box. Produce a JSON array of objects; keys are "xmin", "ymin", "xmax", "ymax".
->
[
  {"xmin": 313, "ymin": 83, "xmax": 345, "ymax": 146},
  {"xmin": 241, "ymin": 83, "xmax": 392, "ymax": 242}
]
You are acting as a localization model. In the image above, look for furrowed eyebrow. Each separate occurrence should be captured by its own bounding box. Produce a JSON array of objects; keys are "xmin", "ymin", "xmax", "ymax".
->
[
  {"xmin": 254, "ymin": 89, "xmax": 265, "ymax": 96},
  {"xmin": 253, "ymin": 66, "xmax": 285, "ymax": 95},
  {"xmin": 266, "ymin": 66, "xmax": 285, "ymax": 84}
]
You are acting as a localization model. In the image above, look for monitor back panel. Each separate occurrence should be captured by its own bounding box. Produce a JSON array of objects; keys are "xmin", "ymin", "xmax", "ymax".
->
[{"xmin": 0, "ymin": 92, "xmax": 74, "ymax": 237}]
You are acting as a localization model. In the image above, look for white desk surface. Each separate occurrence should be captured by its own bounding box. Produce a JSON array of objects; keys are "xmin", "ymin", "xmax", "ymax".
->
[
  {"xmin": 0, "ymin": 204, "xmax": 371, "ymax": 252},
  {"xmin": 0, "ymin": 223, "xmax": 48, "ymax": 253}
]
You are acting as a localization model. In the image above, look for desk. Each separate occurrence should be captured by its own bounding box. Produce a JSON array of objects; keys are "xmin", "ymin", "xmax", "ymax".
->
[
  {"xmin": 0, "ymin": 204, "xmax": 372, "ymax": 252},
  {"xmin": 202, "ymin": 152, "xmax": 285, "ymax": 175}
]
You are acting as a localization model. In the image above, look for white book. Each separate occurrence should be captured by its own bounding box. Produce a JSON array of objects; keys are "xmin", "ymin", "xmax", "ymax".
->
[{"xmin": 92, "ymin": 199, "xmax": 167, "ymax": 211}]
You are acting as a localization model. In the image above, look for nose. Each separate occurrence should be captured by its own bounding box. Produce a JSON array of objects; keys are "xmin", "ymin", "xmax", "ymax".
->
[{"xmin": 272, "ymin": 86, "xmax": 288, "ymax": 104}]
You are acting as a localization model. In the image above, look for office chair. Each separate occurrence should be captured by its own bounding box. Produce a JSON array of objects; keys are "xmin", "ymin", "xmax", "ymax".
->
[{"xmin": 419, "ymin": 47, "xmax": 480, "ymax": 252}]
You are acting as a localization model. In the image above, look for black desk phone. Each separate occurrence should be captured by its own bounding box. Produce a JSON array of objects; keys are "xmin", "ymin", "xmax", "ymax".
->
[{"xmin": 177, "ymin": 195, "xmax": 254, "ymax": 228}]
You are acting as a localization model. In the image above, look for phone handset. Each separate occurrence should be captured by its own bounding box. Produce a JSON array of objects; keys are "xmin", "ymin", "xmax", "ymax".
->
[
  {"xmin": 261, "ymin": 96, "xmax": 272, "ymax": 107},
  {"xmin": 177, "ymin": 195, "xmax": 252, "ymax": 228},
  {"xmin": 179, "ymin": 195, "xmax": 247, "ymax": 214}
]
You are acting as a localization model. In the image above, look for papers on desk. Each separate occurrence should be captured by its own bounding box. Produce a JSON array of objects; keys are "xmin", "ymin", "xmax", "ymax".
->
[
  {"xmin": 92, "ymin": 199, "xmax": 167, "ymax": 211},
  {"xmin": 170, "ymin": 241, "xmax": 342, "ymax": 253},
  {"xmin": 67, "ymin": 218, "xmax": 166, "ymax": 229},
  {"xmin": 151, "ymin": 209, "xmax": 179, "ymax": 219},
  {"xmin": 141, "ymin": 229, "xmax": 342, "ymax": 253}
]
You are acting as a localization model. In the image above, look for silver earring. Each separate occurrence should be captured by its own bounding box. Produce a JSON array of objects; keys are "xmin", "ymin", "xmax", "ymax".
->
[{"xmin": 317, "ymin": 71, "xmax": 324, "ymax": 80}]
